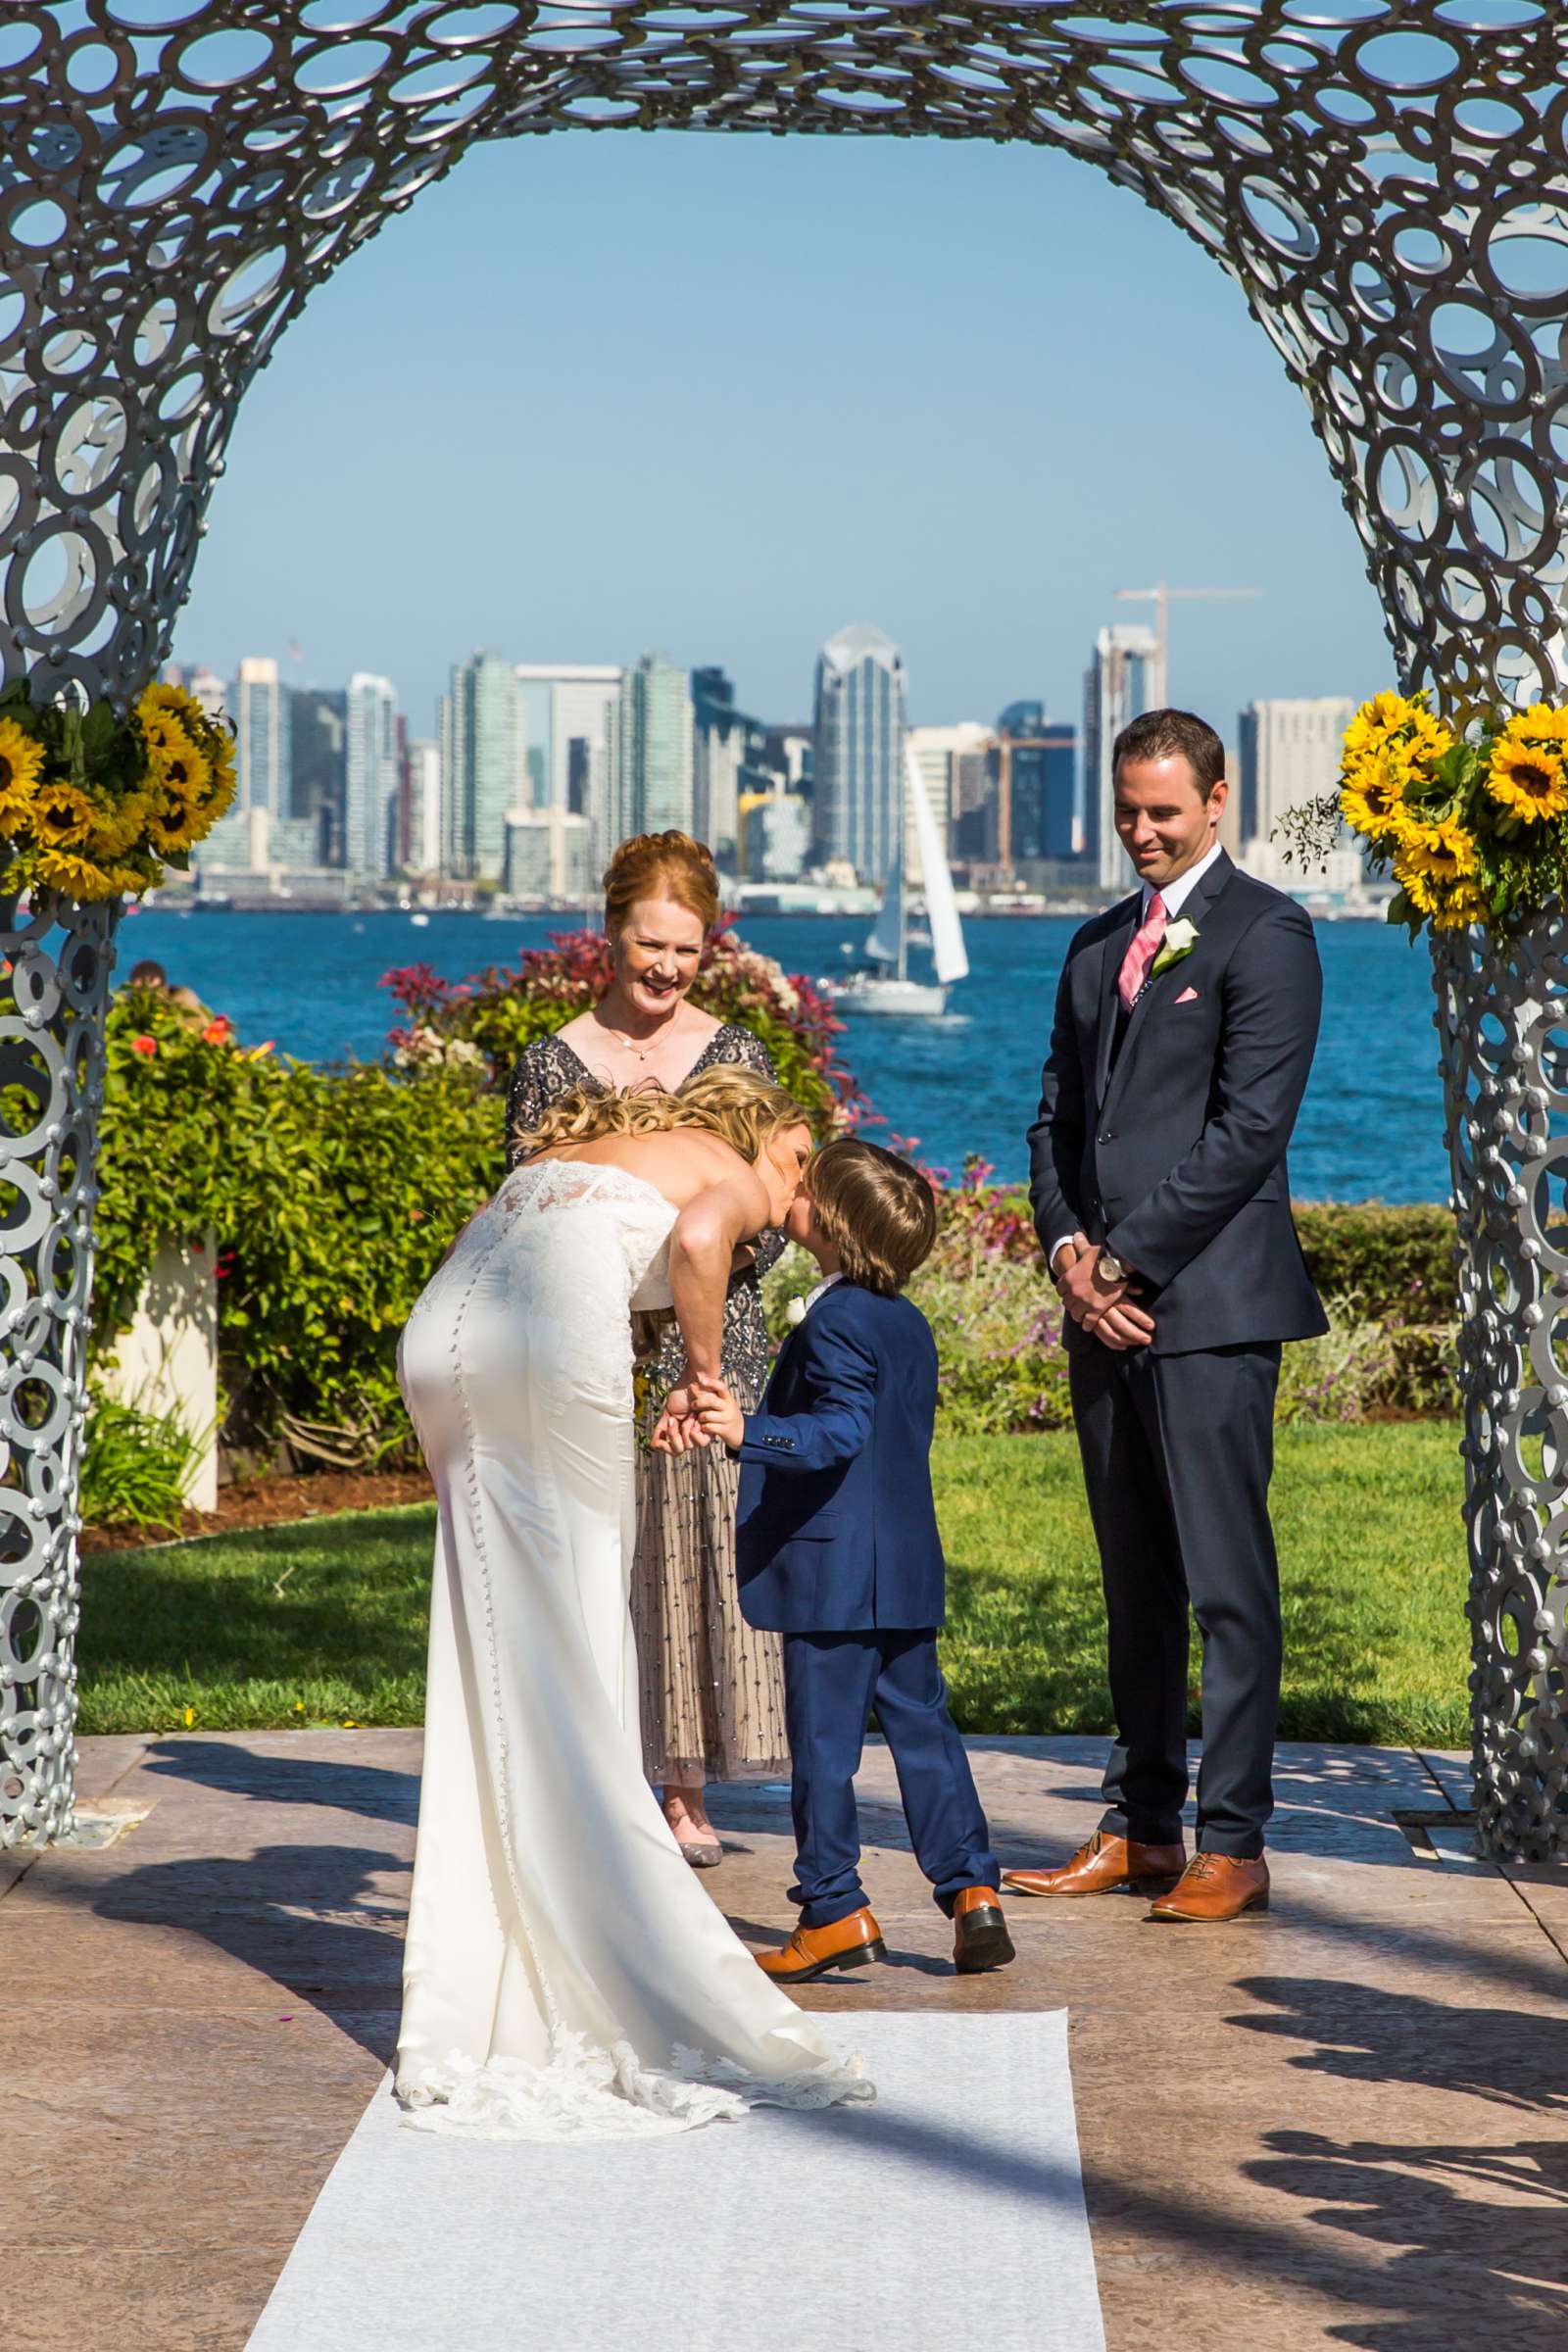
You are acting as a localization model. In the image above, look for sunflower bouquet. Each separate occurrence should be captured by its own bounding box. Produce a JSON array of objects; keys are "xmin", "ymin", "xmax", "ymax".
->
[
  {"xmin": 0, "ymin": 677, "xmax": 236, "ymax": 904},
  {"xmin": 1283, "ymin": 689, "xmax": 1568, "ymax": 938}
]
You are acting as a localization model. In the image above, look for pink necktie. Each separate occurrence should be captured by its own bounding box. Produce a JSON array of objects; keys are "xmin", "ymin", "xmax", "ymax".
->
[{"xmin": 1117, "ymin": 891, "xmax": 1167, "ymax": 1012}]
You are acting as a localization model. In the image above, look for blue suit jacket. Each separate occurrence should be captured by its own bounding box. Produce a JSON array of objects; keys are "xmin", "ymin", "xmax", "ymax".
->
[
  {"xmin": 1027, "ymin": 850, "xmax": 1328, "ymax": 1353},
  {"xmin": 733, "ymin": 1280, "xmax": 947, "ymax": 1634}
]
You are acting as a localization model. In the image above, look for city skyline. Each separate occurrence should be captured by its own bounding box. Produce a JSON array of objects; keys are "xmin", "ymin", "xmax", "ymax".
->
[{"xmin": 176, "ymin": 612, "xmax": 1364, "ymax": 909}]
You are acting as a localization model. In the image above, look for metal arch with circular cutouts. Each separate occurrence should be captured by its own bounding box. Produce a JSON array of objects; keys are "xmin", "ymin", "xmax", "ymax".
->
[{"xmin": 6, "ymin": 2, "xmax": 1568, "ymax": 1851}]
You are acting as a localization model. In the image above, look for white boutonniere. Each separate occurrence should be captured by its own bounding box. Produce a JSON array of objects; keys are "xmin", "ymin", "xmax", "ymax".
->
[
  {"xmin": 786, "ymin": 1295, "xmax": 808, "ymax": 1327},
  {"xmin": 1151, "ymin": 917, "xmax": 1200, "ymax": 979}
]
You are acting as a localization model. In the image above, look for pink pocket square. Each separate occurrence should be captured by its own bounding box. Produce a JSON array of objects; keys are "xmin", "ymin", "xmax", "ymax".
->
[{"xmin": 1174, "ymin": 986, "xmax": 1200, "ymax": 1004}]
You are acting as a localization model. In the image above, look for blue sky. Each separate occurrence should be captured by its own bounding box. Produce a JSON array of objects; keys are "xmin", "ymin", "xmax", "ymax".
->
[{"xmin": 175, "ymin": 126, "xmax": 1394, "ymax": 745}]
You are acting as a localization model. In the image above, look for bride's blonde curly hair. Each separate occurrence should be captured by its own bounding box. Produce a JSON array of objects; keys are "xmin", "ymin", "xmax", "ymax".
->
[{"xmin": 512, "ymin": 1061, "xmax": 813, "ymax": 1166}]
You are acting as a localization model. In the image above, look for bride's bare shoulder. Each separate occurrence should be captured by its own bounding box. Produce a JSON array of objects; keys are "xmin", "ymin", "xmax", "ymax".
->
[{"xmin": 624, "ymin": 1128, "xmax": 756, "ymax": 1201}]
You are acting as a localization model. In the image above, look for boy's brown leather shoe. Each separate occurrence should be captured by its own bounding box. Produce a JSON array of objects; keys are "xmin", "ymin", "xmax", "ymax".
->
[
  {"xmin": 1004, "ymin": 1829, "xmax": 1186, "ymax": 1898},
  {"xmin": 952, "ymin": 1885, "xmax": 1015, "ymax": 1974},
  {"xmin": 757, "ymin": 1906, "xmax": 886, "ymax": 1983},
  {"xmin": 1147, "ymin": 1852, "xmax": 1269, "ymax": 1922}
]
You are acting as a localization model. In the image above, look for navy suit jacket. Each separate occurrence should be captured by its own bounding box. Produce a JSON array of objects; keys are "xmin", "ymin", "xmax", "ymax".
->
[
  {"xmin": 1027, "ymin": 851, "xmax": 1328, "ymax": 1355},
  {"xmin": 733, "ymin": 1281, "xmax": 947, "ymax": 1634}
]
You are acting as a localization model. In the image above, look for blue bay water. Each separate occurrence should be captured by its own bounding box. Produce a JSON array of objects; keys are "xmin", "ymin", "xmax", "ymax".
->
[{"xmin": 118, "ymin": 906, "xmax": 1446, "ymax": 1203}]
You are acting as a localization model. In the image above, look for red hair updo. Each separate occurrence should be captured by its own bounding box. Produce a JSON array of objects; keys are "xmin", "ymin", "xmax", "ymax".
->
[{"xmin": 603, "ymin": 831, "xmax": 721, "ymax": 936}]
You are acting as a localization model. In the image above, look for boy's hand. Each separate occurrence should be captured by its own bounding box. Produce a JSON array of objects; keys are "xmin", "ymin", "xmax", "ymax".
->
[
  {"xmin": 652, "ymin": 1389, "xmax": 711, "ymax": 1453},
  {"xmin": 692, "ymin": 1376, "xmax": 746, "ymax": 1450}
]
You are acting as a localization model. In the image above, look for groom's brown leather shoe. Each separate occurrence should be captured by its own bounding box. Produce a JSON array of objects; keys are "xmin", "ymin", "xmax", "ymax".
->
[
  {"xmin": 1147, "ymin": 1851, "xmax": 1270, "ymax": 1923},
  {"xmin": 758, "ymin": 1906, "xmax": 886, "ymax": 1984},
  {"xmin": 952, "ymin": 1885, "xmax": 1015, "ymax": 1974},
  {"xmin": 1004, "ymin": 1828, "xmax": 1186, "ymax": 1899}
]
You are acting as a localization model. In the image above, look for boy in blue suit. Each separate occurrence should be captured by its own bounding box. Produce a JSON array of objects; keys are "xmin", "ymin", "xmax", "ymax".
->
[{"xmin": 692, "ymin": 1138, "xmax": 1012, "ymax": 1983}]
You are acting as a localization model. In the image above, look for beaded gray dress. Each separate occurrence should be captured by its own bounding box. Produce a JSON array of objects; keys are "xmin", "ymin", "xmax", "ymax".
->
[{"xmin": 506, "ymin": 1023, "xmax": 790, "ymax": 1785}]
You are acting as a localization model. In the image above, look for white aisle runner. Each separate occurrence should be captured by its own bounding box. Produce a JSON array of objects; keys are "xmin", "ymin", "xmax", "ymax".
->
[{"xmin": 247, "ymin": 2013, "xmax": 1104, "ymax": 2352}]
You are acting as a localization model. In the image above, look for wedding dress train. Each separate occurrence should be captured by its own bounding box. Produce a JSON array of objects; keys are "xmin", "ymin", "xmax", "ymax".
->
[{"xmin": 394, "ymin": 1159, "xmax": 869, "ymax": 2140}]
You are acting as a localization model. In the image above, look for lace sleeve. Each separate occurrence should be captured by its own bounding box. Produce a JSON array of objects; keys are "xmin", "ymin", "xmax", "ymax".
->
[
  {"xmin": 712, "ymin": 1024, "xmax": 787, "ymax": 1276},
  {"xmin": 506, "ymin": 1039, "xmax": 562, "ymax": 1172}
]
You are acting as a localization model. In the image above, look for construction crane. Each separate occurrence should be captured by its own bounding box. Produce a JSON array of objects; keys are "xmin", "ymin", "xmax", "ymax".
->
[{"xmin": 1113, "ymin": 581, "xmax": 1261, "ymax": 704}]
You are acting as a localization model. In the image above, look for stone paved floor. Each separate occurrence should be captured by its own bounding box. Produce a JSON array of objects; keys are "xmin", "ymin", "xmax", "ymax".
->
[{"xmin": 7, "ymin": 1731, "xmax": 1567, "ymax": 2351}]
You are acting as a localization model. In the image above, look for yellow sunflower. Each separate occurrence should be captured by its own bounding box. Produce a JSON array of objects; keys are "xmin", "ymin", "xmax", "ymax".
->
[
  {"xmin": 1342, "ymin": 691, "xmax": 1453, "ymax": 771},
  {"xmin": 1393, "ymin": 856, "xmax": 1440, "ymax": 917},
  {"xmin": 197, "ymin": 732, "xmax": 236, "ymax": 826},
  {"xmin": 32, "ymin": 780, "xmax": 97, "ymax": 852},
  {"xmin": 1341, "ymin": 745, "xmax": 1421, "ymax": 842},
  {"xmin": 136, "ymin": 681, "xmax": 206, "ymax": 738},
  {"xmin": 1486, "ymin": 705, "xmax": 1568, "ymax": 823},
  {"xmin": 0, "ymin": 716, "xmax": 45, "ymax": 824},
  {"xmin": 1398, "ymin": 818, "xmax": 1479, "ymax": 883},
  {"xmin": 148, "ymin": 726, "xmax": 210, "ymax": 804},
  {"xmin": 138, "ymin": 708, "xmax": 184, "ymax": 759},
  {"xmin": 1430, "ymin": 878, "xmax": 1491, "ymax": 934},
  {"xmin": 142, "ymin": 791, "xmax": 200, "ymax": 857},
  {"xmin": 35, "ymin": 844, "xmax": 116, "ymax": 902}
]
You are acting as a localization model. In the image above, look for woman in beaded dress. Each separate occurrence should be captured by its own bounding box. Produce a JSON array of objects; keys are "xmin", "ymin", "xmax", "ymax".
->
[{"xmin": 506, "ymin": 832, "xmax": 790, "ymax": 1864}]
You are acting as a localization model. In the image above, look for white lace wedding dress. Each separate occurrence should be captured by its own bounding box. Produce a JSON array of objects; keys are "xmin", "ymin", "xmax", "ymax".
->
[{"xmin": 394, "ymin": 1159, "xmax": 871, "ymax": 2140}]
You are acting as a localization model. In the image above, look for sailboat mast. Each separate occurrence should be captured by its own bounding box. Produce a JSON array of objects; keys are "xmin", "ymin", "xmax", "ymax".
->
[{"xmin": 897, "ymin": 753, "xmax": 908, "ymax": 983}]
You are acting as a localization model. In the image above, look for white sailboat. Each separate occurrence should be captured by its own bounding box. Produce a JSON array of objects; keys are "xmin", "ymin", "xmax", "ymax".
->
[{"xmin": 835, "ymin": 748, "xmax": 969, "ymax": 1017}]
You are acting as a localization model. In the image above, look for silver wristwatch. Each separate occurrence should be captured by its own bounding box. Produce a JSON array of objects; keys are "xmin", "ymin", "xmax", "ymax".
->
[{"xmin": 1097, "ymin": 1250, "xmax": 1127, "ymax": 1286}]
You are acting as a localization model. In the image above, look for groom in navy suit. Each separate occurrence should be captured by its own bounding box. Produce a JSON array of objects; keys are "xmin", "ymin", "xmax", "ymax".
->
[
  {"xmin": 691, "ymin": 1138, "xmax": 1011, "ymax": 1982},
  {"xmin": 1016, "ymin": 707, "xmax": 1325, "ymax": 1923}
]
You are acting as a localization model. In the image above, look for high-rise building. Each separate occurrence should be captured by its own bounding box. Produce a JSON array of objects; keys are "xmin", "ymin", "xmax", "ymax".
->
[
  {"xmin": 691, "ymin": 667, "xmax": 769, "ymax": 868},
  {"xmin": 1237, "ymin": 698, "xmax": 1355, "ymax": 849},
  {"xmin": 761, "ymin": 724, "xmax": 813, "ymax": 800},
  {"xmin": 514, "ymin": 663, "xmax": 622, "ymax": 833},
  {"xmin": 440, "ymin": 651, "xmax": 522, "ymax": 882},
  {"xmin": 738, "ymin": 792, "xmax": 809, "ymax": 883},
  {"xmin": 906, "ymin": 723, "xmax": 991, "ymax": 883},
  {"xmin": 995, "ymin": 702, "xmax": 1077, "ymax": 864},
  {"xmin": 344, "ymin": 673, "xmax": 398, "ymax": 882},
  {"xmin": 288, "ymin": 686, "xmax": 346, "ymax": 865},
  {"xmin": 504, "ymin": 808, "xmax": 593, "ymax": 903},
  {"xmin": 609, "ymin": 655, "xmax": 694, "ymax": 844},
  {"xmin": 232, "ymin": 656, "xmax": 290, "ymax": 818},
  {"xmin": 406, "ymin": 739, "xmax": 442, "ymax": 875},
  {"xmin": 197, "ymin": 804, "xmax": 319, "ymax": 880},
  {"xmin": 1084, "ymin": 624, "xmax": 1162, "ymax": 892},
  {"xmin": 812, "ymin": 622, "xmax": 906, "ymax": 883}
]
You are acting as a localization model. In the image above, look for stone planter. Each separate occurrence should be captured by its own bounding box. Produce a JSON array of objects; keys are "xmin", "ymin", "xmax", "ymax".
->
[{"xmin": 100, "ymin": 1236, "xmax": 220, "ymax": 1515}]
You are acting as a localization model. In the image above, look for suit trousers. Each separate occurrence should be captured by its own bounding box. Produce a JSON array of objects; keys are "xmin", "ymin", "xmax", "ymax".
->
[
  {"xmin": 781, "ymin": 1629, "xmax": 1000, "ymax": 1930},
  {"xmin": 1068, "ymin": 1339, "xmax": 1284, "ymax": 1857}
]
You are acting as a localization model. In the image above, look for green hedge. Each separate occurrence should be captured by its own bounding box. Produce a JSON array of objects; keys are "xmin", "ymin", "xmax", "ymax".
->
[
  {"xmin": 1292, "ymin": 1200, "xmax": 1457, "ymax": 1321},
  {"xmin": 94, "ymin": 988, "xmax": 501, "ymax": 1464}
]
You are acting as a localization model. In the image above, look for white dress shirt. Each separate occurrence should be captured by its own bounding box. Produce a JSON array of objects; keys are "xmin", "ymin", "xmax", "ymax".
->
[
  {"xmin": 785, "ymin": 1269, "xmax": 843, "ymax": 1326},
  {"xmin": 1048, "ymin": 839, "xmax": 1223, "ymax": 1275},
  {"xmin": 1142, "ymin": 837, "xmax": 1222, "ymax": 923}
]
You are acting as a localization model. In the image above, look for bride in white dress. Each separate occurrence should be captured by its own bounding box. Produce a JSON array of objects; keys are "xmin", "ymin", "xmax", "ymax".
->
[{"xmin": 394, "ymin": 1064, "xmax": 871, "ymax": 2140}]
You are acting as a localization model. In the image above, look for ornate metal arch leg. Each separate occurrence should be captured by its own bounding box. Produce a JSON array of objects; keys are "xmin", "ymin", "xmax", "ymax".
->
[{"xmin": 0, "ymin": 900, "xmax": 115, "ymax": 1843}]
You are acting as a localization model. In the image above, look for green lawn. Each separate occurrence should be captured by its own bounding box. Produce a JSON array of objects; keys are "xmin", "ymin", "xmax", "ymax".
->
[{"xmin": 75, "ymin": 1424, "xmax": 1472, "ymax": 1747}]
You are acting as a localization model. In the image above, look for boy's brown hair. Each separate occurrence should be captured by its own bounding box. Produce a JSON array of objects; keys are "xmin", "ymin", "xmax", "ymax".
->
[{"xmin": 806, "ymin": 1137, "xmax": 937, "ymax": 1298}]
